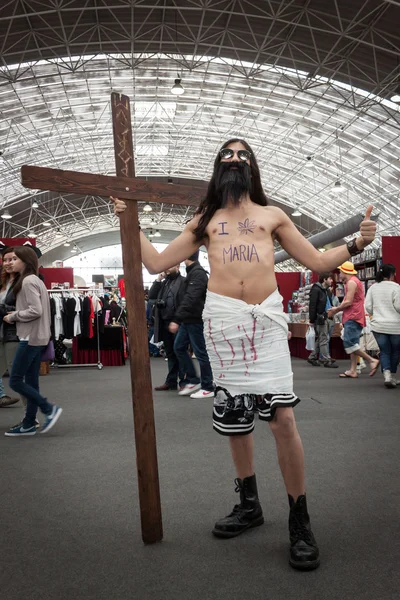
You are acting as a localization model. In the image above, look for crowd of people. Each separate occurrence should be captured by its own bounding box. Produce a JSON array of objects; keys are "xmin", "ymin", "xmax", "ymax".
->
[
  {"xmin": 2, "ymin": 137, "xmax": 397, "ymax": 574},
  {"xmin": 307, "ymin": 261, "xmax": 400, "ymax": 387}
]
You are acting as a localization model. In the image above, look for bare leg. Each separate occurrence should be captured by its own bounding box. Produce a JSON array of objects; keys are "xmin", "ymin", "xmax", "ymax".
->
[
  {"xmin": 350, "ymin": 353, "xmax": 358, "ymax": 374},
  {"xmin": 269, "ymin": 408, "xmax": 305, "ymax": 499},
  {"xmin": 229, "ymin": 433, "xmax": 254, "ymax": 479},
  {"xmin": 354, "ymin": 349, "xmax": 379, "ymax": 372}
]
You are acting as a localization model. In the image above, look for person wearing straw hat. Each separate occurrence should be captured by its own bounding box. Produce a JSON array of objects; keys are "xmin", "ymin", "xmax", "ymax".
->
[{"xmin": 328, "ymin": 261, "xmax": 379, "ymax": 378}]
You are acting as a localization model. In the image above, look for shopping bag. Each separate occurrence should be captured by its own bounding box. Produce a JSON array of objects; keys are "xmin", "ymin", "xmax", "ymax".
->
[
  {"xmin": 305, "ymin": 326, "xmax": 315, "ymax": 351},
  {"xmin": 41, "ymin": 340, "xmax": 55, "ymax": 362}
]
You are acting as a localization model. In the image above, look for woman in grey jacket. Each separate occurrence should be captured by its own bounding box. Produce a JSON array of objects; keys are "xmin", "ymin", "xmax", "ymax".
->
[{"xmin": 3, "ymin": 246, "xmax": 62, "ymax": 437}]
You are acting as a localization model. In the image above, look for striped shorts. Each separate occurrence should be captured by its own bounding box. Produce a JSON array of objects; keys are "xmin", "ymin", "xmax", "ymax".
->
[{"xmin": 212, "ymin": 386, "xmax": 300, "ymax": 436}]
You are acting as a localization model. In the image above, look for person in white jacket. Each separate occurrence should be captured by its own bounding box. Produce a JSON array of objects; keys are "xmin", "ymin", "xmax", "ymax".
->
[{"xmin": 365, "ymin": 264, "xmax": 400, "ymax": 388}]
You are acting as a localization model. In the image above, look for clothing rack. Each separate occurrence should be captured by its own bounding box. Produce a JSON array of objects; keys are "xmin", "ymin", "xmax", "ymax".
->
[{"xmin": 47, "ymin": 288, "xmax": 103, "ymax": 370}]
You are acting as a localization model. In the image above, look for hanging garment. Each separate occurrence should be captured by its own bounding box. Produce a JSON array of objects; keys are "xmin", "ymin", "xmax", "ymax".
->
[
  {"xmin": 81, "ymin": 296, "xmax": 91, "ymax": 338},
  {"xmin": 64, "ymin": 296, "xmax": 77, "ymax": 339},
  {"xmin": 73, "ymin": 293, "xmax": 81, "ymax": 336},
  {"xmin": 53, "ymin": 295, "xmax": 64, "ymax": 340}
]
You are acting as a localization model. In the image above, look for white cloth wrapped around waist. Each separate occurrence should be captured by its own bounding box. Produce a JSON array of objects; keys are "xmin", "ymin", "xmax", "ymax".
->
[{"xmin": 203, "ymin": 289, "xmax": 293, "ymax": 396}]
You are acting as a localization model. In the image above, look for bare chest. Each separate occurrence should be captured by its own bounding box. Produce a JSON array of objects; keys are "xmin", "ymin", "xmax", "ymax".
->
[{"xmin": 205, "ymin": 213, "xmax": 275, "ymax": 264}]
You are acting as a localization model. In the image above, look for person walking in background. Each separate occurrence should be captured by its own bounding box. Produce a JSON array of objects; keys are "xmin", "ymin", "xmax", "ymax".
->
[
  {"xmin": 3, "ymin": 246, "xmax": 62, "ymax": 437},
  {"xmin": 365, "ymin": 264, "xmax": 400, "ymax": 388},
  {"xmin": 328, "ymin": 262, "xmax": 379, "ymax": 379},
  {"xmin": 0, "ymin": 248, "xmax": 20, "ymax": 407},
  {"xmin": 307, "ymin": 273, "xmax": 338, "ymax": 368},
  {"xmin": 169, "ymin": 252, "xmax": 214, "ymax": 398},
  {"xmin": 149, "ymin": 266, "xmax": 186, "ymax": 391}
]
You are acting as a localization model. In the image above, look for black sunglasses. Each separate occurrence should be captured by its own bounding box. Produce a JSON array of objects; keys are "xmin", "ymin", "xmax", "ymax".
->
[{"xmin": 219, "ymin": 148, "xmax": 251, "ymax": 161}]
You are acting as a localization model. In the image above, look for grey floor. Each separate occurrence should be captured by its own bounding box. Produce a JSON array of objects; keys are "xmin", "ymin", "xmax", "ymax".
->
[{"xmin": 1, "ymin": 358, "xmax": 399, "ymax": 600}]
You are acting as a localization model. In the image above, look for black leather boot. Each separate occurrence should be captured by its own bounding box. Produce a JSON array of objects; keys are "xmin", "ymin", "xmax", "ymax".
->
[
  {"xmin": 288, "ymin": 494, "xmax": 320, "ymax": 570},
  {"xmin": 212, "ymin": 474, "xmax": 264, "ymax": 538}
]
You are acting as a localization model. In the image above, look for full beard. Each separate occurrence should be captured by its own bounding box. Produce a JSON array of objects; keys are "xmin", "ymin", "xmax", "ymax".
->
[{"xmin": 215, "ymin": 161, "xmax": 252, "ymax": 208}]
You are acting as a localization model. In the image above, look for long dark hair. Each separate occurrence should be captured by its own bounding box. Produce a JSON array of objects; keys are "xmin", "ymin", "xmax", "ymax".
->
[
  {"xmin": 193, "ymin": 139, "xmax": 268, "ymax": 241},
  {"xmin": 1, "ymin": 247, "xmax": 16, "ymax": 291},
  {"xmin": 11, "ymin": 246, "xmax": 39, "ymax": 296},
  {"xmin": 376, "ymin": 263, "xmax": 396, "ymax": 283}
]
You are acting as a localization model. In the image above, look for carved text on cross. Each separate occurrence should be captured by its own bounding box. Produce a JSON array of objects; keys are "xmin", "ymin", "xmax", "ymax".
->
[{"xmin": 115, "ymin": 100, "xmax": 134, "ymax": 177}]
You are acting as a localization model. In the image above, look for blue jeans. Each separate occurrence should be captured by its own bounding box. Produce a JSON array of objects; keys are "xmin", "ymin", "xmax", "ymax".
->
[
  {"xmin": 10, "ymin": 342, "xmax": 53, "ymax": 427},
  {"xmin": 343, "ymin": 320, "xmax": 363, "ymax": 354},
  {"xmin": 372, "ymin": 333, "xmax": 400, "ymax": 373},
  {"xmin": 161, "ymin": 322, "xmax": 185, "ymax": 387},
  {"xmin": 0, "ymin": 377, "xmax": 5, "ymax": 398},
  {"xmin": 174, "ymin": 323, "xmax": 214, "ymax": 392}
]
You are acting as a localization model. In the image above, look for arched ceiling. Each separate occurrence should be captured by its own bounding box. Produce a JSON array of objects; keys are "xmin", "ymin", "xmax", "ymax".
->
[{"xmin": 0, "ymin": 1, "xmax": 399, "ymax": 262}]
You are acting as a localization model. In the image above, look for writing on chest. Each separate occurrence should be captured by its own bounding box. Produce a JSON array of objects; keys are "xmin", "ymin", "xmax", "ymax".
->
[
  {"xmin": 213, "ymin": 218, "xmax": 261, "ymax": 236},
  {"xmin": 222, "ymin": 244, "xmax": 260, "ymax": 264}
]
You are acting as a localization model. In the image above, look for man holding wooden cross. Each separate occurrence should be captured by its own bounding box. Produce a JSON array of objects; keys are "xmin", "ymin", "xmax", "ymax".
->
[{"xmin": 112, "ymin": 138, "xmax": 376, "ymax": 571}]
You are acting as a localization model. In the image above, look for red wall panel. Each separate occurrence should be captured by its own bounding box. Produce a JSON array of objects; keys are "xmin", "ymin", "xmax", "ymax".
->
[
  {"xmin": 381, "ymin": 236, "xmax": 400, "ymax": 275},
  {"xmin": 40, "ymin": 267, "xmax": 74, "ymax": 289},
  {"xmin": 276, "ymin": 272, "xmax": 300, "ymax": 310},
  {"xmin": 0, "ymin": 237, "xmax": 37, "ymax": 248}
]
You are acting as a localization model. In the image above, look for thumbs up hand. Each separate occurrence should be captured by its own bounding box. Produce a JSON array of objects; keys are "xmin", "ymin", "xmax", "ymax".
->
[{"xmin": 358, "ymin": 205, "xmax": 376, "ymax": 250}]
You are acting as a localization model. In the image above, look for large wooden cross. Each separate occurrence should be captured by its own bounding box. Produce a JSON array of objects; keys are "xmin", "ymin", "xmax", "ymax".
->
[{"xmin": 21, "ymin": 93, "xmax": 207, "ymax": 544}]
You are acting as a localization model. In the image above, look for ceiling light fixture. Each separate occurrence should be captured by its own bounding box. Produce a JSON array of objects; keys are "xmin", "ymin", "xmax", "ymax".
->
[
  {"xmin": 148, "ymin": 230, "xmax": 154, "ymax": 238},
  {"xmin": 143, "ymin": 204, "xmax": 152, "ymax": 212},
  {"xmin": 1, "ymin": 210, "xmax": 12, "ymax": 220},
  {"xmin": 154, "ymin": 230, "xmax": 161, "ymax": 237},
  {"xmin": 28, "ymin": 231, "xmax": 37, "ymax": 238},
  {"xmin": 292, "ymin": 209, "xmax": 301, "ymax": 217},
  {"xmin": 32, "ymin": 200, "xmax": 39, "ymax": 209},
  {"xmin": 55, "ymin": 229, "xmax": 63, "ymax": 238},
  {"xmin": 390, "ymin": 87, "xmax": 400, "ymax": 103},
  {"xmin": 305, "ymin": 156, "xmax": 313, "ymax": 167},
  {"xmin": 64, "ymin": 242, "xmax": 70, "ymax": 247},
  {"xmin": 332, "ymin": 180, "xmax": 346, "ymax": 193},
  {"xmin": 43, "ymin": 221, "xmax": 51, "ymax": 227},
  {"xmin": 71, "ymin": 246, "xmax": 78, "ymax": 253},
  {"xmin": 171, "ymin": 77, "xmax": 184, "ymax": 95}
]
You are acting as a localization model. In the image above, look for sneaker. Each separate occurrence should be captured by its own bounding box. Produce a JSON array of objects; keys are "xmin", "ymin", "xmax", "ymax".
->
[
  {"xmin": 190, "ymin": 389, "xmax": 215, "ymax": 399},
  {"xmin": 178, "ymin": 383, "xmax": 201, "ymax": 396},
  {"xmin": 5, "ymin": 423, "xmax": 37, "ymax": 437},
  {"xmin": 307, "ymin": 358, "xmax": 320, "ymax": 367},
  {"xmin": 383, "ymin": 370, "xmax": 396, "ymax": 389},
  {"xmin": 10, "ymin": 418, "xmax": 40, "ymax": 429},
  {"xmin": 0, "ymin": 395, "xmax": 20, "ymax": 407},
  {"xmin": 323, "ymin": 361, "xmax": 338, "ymax": 369},
  {"xmin": 40, "ymin": 405, "xmax": 63, "ymax": 434}
]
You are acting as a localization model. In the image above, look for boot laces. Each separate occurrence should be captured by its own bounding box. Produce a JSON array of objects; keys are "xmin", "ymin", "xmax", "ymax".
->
[
  {"xmin": 229, "ymin": 478, "xmax": 244, "ymax": 515},
  {"xmin": 234, "ymin": 478, "xmax": 242, "ymax": 494}
]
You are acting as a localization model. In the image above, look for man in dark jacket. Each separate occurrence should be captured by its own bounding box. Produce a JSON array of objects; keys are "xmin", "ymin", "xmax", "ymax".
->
[
  {"xmin": 169, "ymin": 252, "xmax": 214, "ymax": 398},
  {"xmin": 307, "ymin": 273, "xmax": 337, "ymax": 368},
  {"xmin": 149, "ymin": 265, "xmax": 186, "ymax": 391}
]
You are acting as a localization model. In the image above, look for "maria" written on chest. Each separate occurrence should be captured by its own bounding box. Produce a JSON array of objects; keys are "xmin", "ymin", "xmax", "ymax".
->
[{"xmin": 222, "ymin": 244, "xmax": 260, "ymax": 264}]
